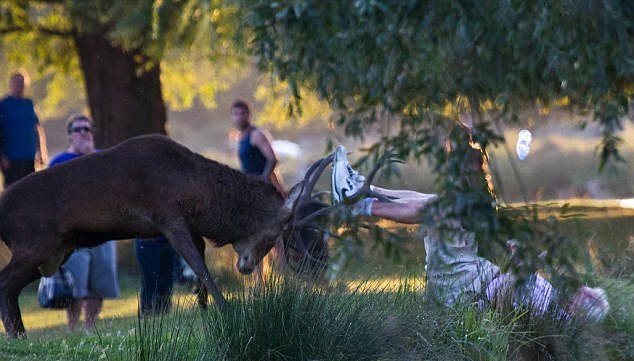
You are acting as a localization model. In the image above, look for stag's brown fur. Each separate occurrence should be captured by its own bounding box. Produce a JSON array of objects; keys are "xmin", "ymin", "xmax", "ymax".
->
[{"xmin": 0, "ymin": 134, "xmax": 303, "ymax": 338}]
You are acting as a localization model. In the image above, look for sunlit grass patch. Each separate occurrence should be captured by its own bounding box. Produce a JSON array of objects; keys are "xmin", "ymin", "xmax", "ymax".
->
[
  {"xmin": 345, "ymin": 276, "xmax": 424, "ymax": 293},
  {"xmin": 11, "ymin": 281, "xmax": 203, "ymax": 333}
]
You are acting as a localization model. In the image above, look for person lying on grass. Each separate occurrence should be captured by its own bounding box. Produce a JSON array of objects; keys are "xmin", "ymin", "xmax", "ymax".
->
[{"xmin": 330, "ymin": 144, "xmax": 609, "ymax": 322}]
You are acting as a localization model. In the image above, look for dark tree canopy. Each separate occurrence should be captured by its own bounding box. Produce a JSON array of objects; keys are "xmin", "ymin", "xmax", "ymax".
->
[{"xmin": 246, "ymin": 0, "xmax": 633, "ymax": 167}]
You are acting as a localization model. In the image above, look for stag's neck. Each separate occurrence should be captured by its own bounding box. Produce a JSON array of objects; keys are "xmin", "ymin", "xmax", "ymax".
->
[{"xmin": 188, "ymin": 167, "xmax": 284, "ymax": 243}]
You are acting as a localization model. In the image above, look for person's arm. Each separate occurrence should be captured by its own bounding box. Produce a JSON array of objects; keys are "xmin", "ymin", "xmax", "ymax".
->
[
  {"xmin": 35, "ymin": 124, "xmax": 48, "ymax": 166},
  {"xmin": 250, "ymin": 128, "xmax": 277, "ymax": 180},
  {"xmin": 250, "ymin": 128, "xmax": 287, "ymax": 195},
  {"xmin": 270, "ymin": 168, "xmax": 287, "ymax": 197}
]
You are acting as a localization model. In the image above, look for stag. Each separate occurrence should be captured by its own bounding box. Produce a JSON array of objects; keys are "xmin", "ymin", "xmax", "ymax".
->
[
  {"xmin": 0, "ymin": 134, "xmax": 394, "ymax": 338},
  {"xmin": 0, "ymin": 134, "xmax": 316, "ymax": 338}
]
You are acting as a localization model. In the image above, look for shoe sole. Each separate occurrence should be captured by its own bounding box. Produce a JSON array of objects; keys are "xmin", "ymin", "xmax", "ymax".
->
[
  {"xmin": 332, "ymin": 147, "xmax": 347, "ymax": 204},
  {"xmin": 333, "ymin": 167, "xmax": 350, "ymax": 203}
]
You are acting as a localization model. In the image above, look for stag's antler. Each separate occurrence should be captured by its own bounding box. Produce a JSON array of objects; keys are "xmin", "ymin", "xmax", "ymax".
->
[
  {"xmin": 292, "ymin": 151, "xmax": 403, "ymax": 228},
  {"xmin": 283, "ymin": 154, "xmax": 336, "ymax": 275},
  {"xmin": 302, "ymin": 153, "xmax": 335, "ymax": 202},
  {"xmin": 340, "ymin": 151, "xmax": 404, "ymax": 204},
  {"xmin": 284, "ymin": 151, "xmax": 403, "ymax": 277}
]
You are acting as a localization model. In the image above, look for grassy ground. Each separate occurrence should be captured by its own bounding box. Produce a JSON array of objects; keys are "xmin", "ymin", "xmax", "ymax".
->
[
  {"xmin": 1, "ymin": 200, "xmax": 632, "ymax": 360},
  {"xmin": 1, "ymin": 277, "xmax": 631, "ymax": 361}
]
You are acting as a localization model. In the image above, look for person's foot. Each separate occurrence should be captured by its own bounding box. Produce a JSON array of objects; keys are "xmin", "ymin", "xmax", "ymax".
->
[{"xmin": 332, "ymin": 146, "xmax": 362, "ymax": 204}]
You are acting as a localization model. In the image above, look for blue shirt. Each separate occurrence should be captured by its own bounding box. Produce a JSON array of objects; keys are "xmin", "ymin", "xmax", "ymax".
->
[
  {"xmin": 0, "ymin": 96, "xmax": 40, "ymax": 161},
  {"xmin": 49, "ymin": 152, "xmax": 82, "ymax": 167},
  {"xmin": 238, "ymin": 130, "xmax": 267, "ymax": 175}
]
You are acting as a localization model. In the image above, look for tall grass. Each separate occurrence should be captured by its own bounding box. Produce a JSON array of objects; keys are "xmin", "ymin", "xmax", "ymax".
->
[
  {"xmin": 113, "ymin": 276, "xmax": 632, "ymax": 360},
  {"xmin": 602, "ymin": 279, "xmax": 634, "ymax": 361},
  {"xmin": 1, "ymin": 274, "xmax": 631, "ymax": 360},
  {"xmin": 123, "ymin": 276, "xmax": 411, "ymax": 360}
]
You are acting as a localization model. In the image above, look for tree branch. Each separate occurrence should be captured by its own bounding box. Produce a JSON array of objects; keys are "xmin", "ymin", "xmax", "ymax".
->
[
  {"xmin": 0, "ymin": 24, "xmax": 74, "ymax": 37},
  {"xmin": 26, "ymin": 0, "xmax": 66, "ymax": 4},
  {"xmin": 35, "ymin": 24, "xmax": 74, "ymax": 37}
]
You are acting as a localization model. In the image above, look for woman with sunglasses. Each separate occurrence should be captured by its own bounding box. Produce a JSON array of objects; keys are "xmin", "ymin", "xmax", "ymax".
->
[{"xmin": 48, "ymin": 114, "xmax": 120, "ymax": 332}]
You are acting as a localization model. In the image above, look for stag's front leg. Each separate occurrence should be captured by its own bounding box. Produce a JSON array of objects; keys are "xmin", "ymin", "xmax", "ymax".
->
[
  {"xmin": 0, "ymin": 260, "xmax": 41, "ymax": 338},
  {"xmin": 160, "ymin": 218, "xmax": 226, "ymax": 308},
  {"xmin": 191, "ymin": 235, "xmax": 208, "ymax": 309}
]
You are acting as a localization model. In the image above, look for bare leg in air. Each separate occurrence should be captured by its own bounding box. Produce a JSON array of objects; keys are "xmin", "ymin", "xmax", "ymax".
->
[{"xmin": 330, "ymin": 146, "xmax": 437, "ymax": 224}]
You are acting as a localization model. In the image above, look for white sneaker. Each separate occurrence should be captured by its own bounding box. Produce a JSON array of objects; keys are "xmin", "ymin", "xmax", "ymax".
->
[
  {"xmin": 332, "ymin": 146, "xmax": 361, "ymax": 204},
  {"xmin": 337, "ymin": 145, "xmax": 366, "ymax": 183}
]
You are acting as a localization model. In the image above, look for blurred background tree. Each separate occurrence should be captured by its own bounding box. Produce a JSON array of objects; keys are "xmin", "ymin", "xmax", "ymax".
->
[
  {"xmin": 2, "ymin": 0, "xmax": 631, "ymax": 162},
  {"xmin": 0, "ymin": 0, "xmax": 246, "ymax": 147}
]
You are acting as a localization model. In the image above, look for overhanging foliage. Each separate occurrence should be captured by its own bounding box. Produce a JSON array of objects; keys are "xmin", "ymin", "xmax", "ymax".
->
[
  {"xmin": 244, "ymin": 0, "xmax": 634, "ymax": 282},
  {"xmin": 245, "ymin": 0, "xmax": 633, "ymax": 167}
]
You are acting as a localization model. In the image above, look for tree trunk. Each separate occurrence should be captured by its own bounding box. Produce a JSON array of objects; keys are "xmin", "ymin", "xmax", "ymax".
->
[{"xmin": 73, "ymin": 34, "xmax": 167, "ymax": 148}]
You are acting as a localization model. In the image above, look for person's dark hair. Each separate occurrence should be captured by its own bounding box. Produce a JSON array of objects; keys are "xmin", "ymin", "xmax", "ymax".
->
[
  {"xmin": 66, "ymin": 114, "xmax": 93, "ymax": 133},
  {"xmin": 231, "ymin": 100, "xmax": 250, "ymax": 114}
]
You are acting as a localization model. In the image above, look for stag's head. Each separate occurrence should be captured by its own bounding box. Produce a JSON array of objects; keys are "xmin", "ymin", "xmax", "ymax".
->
[
  {"xmin": 232, "ymin": 181, "xmax": 305, "ymax": 274},
  {"xmin": 232, "ymin": 155, "xmax": 334, "ymax": 276}
]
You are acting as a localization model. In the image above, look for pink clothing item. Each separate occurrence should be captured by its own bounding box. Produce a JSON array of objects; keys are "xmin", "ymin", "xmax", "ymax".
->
[
  {"xmin": 569, "ymin": 286, "xmax": 610, "ymax": 321},
  {"xmin": 486, "ymin": 273, "xmax": 554, "ymax": 315}
]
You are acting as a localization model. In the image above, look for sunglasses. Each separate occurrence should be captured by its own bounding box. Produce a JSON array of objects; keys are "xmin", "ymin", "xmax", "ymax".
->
[{"xmin": 69, "ymin": 126, "xmax": 92, "ymax": 134}]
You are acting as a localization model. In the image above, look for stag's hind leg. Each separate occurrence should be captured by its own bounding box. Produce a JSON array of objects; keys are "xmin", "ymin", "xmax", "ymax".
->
[
  {"xmin": 0, "ymin": 260, "xmax": 41, "ymax": 338},
  {"xmin": 160, "ymin": 219, "xmax": 225, "ymax": 308}
]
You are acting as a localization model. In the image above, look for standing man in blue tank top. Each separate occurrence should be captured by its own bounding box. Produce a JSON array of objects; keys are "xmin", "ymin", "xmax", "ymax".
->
[
  {"xmin": 0, "ymin": 71, "xmax": 48, "ymax": 188},
  {"xmin": 232, "ymin": 100, "xmax": 286, "ymax": 196},
  {"xmin": 231, "ymin": 99, "xmax": 286, "ymax": 283}
]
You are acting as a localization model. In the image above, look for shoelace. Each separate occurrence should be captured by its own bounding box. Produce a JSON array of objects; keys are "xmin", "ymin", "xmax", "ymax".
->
[
  {"xmin": 343, "ymin": 176, "xmax": 357, "ymax": 196},
  {"xmin": 346, "ymin": 164, "xmax": 366, "ymax": 183},
  {"xmin": 346, "ymin": 164, "xmax": 358, "ymax": 178}
]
